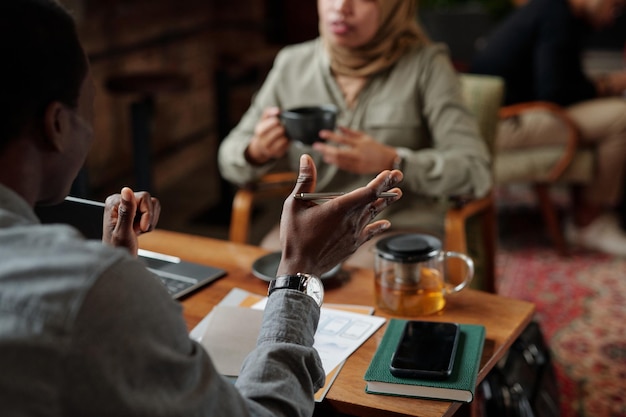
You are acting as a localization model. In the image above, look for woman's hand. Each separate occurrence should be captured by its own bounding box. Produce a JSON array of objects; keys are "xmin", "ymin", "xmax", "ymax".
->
[
  {"xmin": 277, "ymin": 154, "xmax": 403, "ymax": 277},
  {"xmin": 314, "ymin": 126, "xmax": 398, "ymax": 174},
  {"xmin": 102, "ymin": 187, "xmax": 161, "ymax": 256},
  {"xmin": 245, "ymin": 106, "xmax": 290, "ymax": 165}
]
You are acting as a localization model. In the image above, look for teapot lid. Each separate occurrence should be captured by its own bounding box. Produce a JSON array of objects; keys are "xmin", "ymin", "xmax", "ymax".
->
[{"xmin": 376, "ymin": 233, "xmax": 441, "ymax": 263}]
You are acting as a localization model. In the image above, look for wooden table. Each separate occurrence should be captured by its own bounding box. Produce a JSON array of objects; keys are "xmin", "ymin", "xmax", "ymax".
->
[{"xmin": 139, "ymin": 229, "xmax": 535, "ymax": 417}]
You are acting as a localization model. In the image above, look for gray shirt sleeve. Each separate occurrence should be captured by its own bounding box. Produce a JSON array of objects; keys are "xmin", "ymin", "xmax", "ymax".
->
[{"xmin": 63, "ymin": 258, "xmax": 323, "ymax": 417}]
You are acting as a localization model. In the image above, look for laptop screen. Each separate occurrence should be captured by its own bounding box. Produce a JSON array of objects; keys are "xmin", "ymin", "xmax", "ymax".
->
[{"xmin": 35, "ymin": 196, "xmax": 105, "ymax": 240}]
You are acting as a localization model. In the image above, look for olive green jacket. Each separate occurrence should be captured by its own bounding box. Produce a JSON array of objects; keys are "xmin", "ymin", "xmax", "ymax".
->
[{"xmin": 218, "ymin": 38, "xmax": 491, "ymax": 231}]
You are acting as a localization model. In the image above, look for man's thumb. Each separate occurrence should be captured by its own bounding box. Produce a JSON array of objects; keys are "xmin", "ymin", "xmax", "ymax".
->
[
  {"xmin": 116, "ymin": 187, "xmax": 136, "ymax": 229},
  {"xmin": 292, "ymin": 154, "xmax": 317, "ymax": 195}
]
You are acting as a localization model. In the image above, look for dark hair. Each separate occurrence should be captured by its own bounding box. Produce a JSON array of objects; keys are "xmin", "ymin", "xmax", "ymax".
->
[{"xmin": 0, "ymin": 0, "xmax": 87, "ymax": 149}]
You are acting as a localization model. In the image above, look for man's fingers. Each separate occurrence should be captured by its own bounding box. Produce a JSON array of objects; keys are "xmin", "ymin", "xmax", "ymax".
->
[
  {"xmin": 130, "ymin": 192, "xmax": 161, "ymax": 233},
  {"xmin": 136, "ymin": 195, "xmax": 152, "ymax": 232},
  {"xmin": 337, "ymin": 170, "xmax": 403, "ymax": 210},
  {"xmin": 368, "ymin": 169, "xmax": 404, "ymax": 197},
  {"xmin": 369, "ymin": 187, "xmax": 403, "ymax": 214},
  {"xmin": 355, "ymin": 221, "xmax": 392, "ymax": 248}
]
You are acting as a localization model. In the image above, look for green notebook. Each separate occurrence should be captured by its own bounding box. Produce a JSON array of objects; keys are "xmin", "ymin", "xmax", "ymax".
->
[{"xmin": 364, "ymin": 319, "xmax": 485, "ymax": 403}]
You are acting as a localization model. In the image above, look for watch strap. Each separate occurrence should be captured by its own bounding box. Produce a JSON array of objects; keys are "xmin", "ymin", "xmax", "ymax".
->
[{"xmin": 268, "ymin": 274, "xmax": 303, "ymax": 295}]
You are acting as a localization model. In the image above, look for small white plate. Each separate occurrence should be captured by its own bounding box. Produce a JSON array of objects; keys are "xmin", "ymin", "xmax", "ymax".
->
[{"xmin": 251, "ymin": 252, "xmax": 341, "ymax": 282}]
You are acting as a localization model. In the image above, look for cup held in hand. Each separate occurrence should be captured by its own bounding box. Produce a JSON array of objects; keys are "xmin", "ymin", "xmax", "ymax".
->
[{"xmin": 280, "ymin": 104, "xmax": 338, "ymax": 145}]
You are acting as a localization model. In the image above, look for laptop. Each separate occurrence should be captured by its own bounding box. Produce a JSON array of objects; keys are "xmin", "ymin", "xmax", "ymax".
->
[{"xmin": 35, "ymin": 196, "xmax": 226, "ymax": 299}]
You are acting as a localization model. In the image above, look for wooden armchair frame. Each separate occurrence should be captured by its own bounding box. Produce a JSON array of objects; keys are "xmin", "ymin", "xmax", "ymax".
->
[
  {"xmin": 229, "ymin": 172, "xmax": 297, "ymax": 244},
  {"xmin": 496, "ymin": 101, "xmax": 588, "ymax": 256}
]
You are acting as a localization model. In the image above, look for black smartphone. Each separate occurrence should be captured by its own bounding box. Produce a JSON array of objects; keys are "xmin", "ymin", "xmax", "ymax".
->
[{"xmin": 389, "ymin": 321, "xmax": 460, "ymax": 380}]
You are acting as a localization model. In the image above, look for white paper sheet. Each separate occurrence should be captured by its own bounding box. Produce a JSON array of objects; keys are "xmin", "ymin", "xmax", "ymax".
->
[
  {"xmin": 191, "ymin": 289, "xmax": 385, "ymax": 377},
  {"xmin": 249, "ymin": 297, "xmax": 386, "ymax": 376}
]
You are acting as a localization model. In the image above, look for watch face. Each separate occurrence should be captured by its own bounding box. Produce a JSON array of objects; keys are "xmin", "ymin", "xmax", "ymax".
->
[{"xmin": 305, "ymin": 275, "xmax": 324, "ymax": 306}]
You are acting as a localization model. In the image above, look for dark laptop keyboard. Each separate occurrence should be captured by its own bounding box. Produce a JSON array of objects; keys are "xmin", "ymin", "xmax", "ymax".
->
[
  {"xmin": 137, "ymin": 250, "xmax": 226, "ymax": 299},
  {"xmin": 140, "ymin": 255, "xmax": 199, "ymax": 298},
  {"xmin": 153, "ymin": 272, "xmax": 197, "ymax": 296}
]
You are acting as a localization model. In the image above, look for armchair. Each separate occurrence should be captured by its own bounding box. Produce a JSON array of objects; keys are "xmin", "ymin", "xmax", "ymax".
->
[
  {"xmin": 228, "ymin": 74, "xmax": 504, "ymax": 293},
  {"xmin": 494, "ymin": 102, "xmax": 595, "ymax": 256}
]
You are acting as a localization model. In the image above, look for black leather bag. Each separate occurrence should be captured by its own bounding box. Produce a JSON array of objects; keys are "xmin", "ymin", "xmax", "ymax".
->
[{"xmin": 475, "ymin": 321, "xmax": 561, "ymax": 417}]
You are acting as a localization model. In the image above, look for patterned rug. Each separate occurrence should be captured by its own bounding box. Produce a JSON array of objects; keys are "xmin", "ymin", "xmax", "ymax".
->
[{"xmin": 496, "ymin": 206, "xmax": 626, "ymax": 417}]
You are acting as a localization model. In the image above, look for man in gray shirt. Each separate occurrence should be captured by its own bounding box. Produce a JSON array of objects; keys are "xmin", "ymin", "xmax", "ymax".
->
[{"xmin": 0, "ymin": 1, "xmax": 403, "ymax": 416}]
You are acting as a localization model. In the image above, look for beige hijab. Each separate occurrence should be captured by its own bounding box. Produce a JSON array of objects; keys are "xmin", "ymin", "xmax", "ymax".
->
[{"xmin": 321, "ymin": 0, "xmax": 429, "ymax": 78}]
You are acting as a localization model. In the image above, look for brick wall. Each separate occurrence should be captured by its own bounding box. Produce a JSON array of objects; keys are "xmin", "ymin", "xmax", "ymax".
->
[{"xmin": 58, "ymin": 0, "xmax": 278, "ymax": 199}]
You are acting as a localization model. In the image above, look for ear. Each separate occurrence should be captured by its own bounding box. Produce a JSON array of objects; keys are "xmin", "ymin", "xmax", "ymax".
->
[{"xmin": 42, "ymin": 101, "xmax": 69, "ymax": 152}]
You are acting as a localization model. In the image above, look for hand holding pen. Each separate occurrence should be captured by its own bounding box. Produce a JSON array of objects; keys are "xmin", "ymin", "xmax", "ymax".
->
[
  {"xmin": 294, "ymin": 192, "xmax": 398, "ymax": 201},
  {"xmin": 278, "ymin": 154, "xmax": 403, "ymax": 276}
]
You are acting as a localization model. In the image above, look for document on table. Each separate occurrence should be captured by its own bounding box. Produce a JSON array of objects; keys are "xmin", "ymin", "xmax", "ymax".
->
[{"xmin": 189, "ymin": 288, "xmax": 386, "ymax": 401}]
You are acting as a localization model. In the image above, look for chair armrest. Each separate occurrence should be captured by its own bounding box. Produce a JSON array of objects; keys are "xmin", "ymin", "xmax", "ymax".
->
[
  {"xmin": 499, "ymin": 101, "xmax": 581, "ymax": 182},
  {"xmin": 445, "ymin": 192, "xmax": 496, "ymax": 293},
  {"xmin": 445, "ymin": 193, "xmax": 494, "ymax": 254},
  {"xmin": 253, "ymin": 171, "xmax": 298, "ymax": 190},
  {"xmin": 229, "ymin": 171, "xmax": 297, "ymax": 243}
]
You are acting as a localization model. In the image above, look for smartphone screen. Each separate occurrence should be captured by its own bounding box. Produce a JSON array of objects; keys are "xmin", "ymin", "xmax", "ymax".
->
[{"xmin": 390, "ymin": 321, "xmax": 460, "ymax": 380}]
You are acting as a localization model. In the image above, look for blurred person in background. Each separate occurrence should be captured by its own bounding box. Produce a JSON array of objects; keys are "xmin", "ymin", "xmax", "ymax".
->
[{"xmin": 472, "ymin": 0, "xmax": 626, "ymax": 256}]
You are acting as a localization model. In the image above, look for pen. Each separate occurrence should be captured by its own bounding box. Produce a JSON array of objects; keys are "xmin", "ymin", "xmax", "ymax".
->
[{"xmin": 294, "ymin": 192, "xmax": 398, "ymax": 200}]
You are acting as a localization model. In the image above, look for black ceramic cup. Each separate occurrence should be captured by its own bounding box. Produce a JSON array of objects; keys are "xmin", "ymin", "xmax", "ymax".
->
[{"xmin": 280, "ymin": 104, "xmax": 338, "ymax": 145}]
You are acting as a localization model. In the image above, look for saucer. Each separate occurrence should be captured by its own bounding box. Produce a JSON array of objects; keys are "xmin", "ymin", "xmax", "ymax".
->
[{"xmin": 251, "ymin": 251, "xmax": 341, "ymax": 282}]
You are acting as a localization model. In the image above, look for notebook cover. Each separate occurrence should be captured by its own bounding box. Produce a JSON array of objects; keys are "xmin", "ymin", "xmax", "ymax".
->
[{"xmin": 364, "ymin": 319, "xmax": 485, "ymax": 403}]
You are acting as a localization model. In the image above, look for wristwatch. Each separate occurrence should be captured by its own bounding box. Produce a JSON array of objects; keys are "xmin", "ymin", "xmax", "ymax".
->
[
  {"xmin": 392, "ymin": 147, "xmax": 412, "ymax": 171},
  {"xmin": 268, "ymin": 273, "xmax": 324, "ymax": 306}
]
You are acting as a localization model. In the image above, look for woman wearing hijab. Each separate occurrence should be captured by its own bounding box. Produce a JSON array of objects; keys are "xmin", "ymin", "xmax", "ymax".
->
[{"xmin": 218, "ymin": 0, "xmax": 491, "ymax": 267}]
